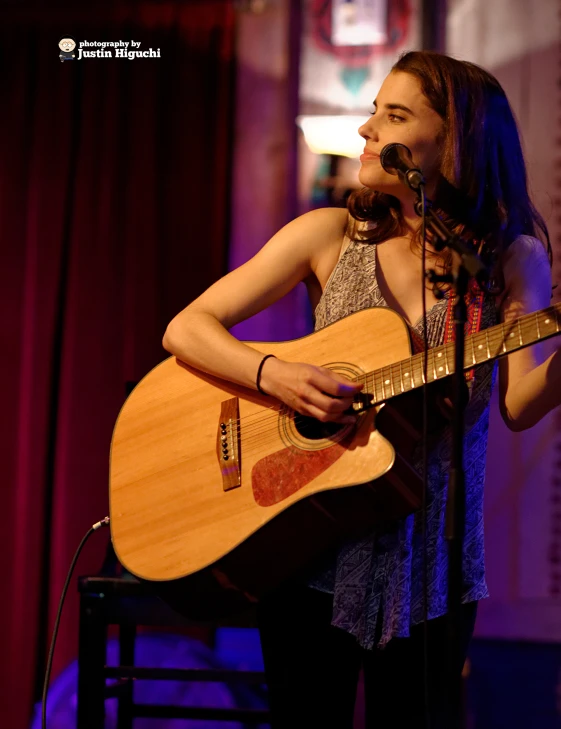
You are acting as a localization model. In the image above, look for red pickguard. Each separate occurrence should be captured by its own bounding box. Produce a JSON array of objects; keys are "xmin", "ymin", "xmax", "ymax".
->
[{"xmin": 252, "ymin": 440, "xmax": 349, "ymax": 506}]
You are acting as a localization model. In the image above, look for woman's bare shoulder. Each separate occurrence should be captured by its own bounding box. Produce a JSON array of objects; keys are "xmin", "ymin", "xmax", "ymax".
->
[
  {"xmin": 498, "ymin": 235, "xmax": 551, "ymax": 312},
  {"xmin": 501, "ymin": 235, "xmax": 550, "ymax": 287},
  {"xmin": 299, "ymin": 207, "xmax": 355, "ymax": 284},
  {"xmin": 502, "ymin": 235, "xmax": 549, "ymax": 263},
  {"xmin": 293, "ymin": 206, "xmax": 351, "ymax": 241}
]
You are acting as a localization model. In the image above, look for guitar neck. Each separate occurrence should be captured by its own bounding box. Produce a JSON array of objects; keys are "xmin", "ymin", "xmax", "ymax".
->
[{"xmin": 363, "ymin": 301, "xmax": 561, "ymax": 404}]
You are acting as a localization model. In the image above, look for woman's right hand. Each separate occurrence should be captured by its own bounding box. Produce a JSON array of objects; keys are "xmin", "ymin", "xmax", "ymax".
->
[{"xmin": 258, "ymin": 357, "xmax": 364, "ymax": 424}]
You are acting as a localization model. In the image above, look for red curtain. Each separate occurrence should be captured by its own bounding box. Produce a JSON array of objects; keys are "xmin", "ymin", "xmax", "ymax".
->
[{"xmin": 0, "ymin": 3, "xmax": 235, "ymax": 726}]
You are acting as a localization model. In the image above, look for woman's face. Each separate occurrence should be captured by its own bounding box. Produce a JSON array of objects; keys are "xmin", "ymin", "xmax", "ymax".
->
[{"xmin": 358, "ymin": 71, "xmax": 444, "ymax": 198}]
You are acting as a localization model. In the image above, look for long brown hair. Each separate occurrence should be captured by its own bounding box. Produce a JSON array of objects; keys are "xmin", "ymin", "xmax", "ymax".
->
[{"xmin": 347, "ymin": 51, "xmax": 552, "ymax": 280}]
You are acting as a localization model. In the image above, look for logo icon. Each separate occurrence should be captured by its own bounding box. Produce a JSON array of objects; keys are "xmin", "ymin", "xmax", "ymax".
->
[{"xmin": 59, "ymin": 37, "xmax": 77, "ymax": 62}]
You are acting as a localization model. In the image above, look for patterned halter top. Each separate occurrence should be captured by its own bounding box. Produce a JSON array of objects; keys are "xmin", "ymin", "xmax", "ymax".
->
[{"xmin": 308, "ymin": 228, "xmax": 497, "ymax": 648}]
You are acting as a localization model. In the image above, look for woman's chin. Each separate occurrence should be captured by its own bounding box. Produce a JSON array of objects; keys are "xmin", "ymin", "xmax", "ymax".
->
[{"xmin": 358, "ymin": 172, "xmax": 400, "ymax": 195}]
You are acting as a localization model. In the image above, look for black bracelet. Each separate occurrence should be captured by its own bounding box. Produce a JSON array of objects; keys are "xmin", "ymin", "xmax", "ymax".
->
[{"xmin": 256, "ymin": 354, "xmax": 276, "ymax": 395}]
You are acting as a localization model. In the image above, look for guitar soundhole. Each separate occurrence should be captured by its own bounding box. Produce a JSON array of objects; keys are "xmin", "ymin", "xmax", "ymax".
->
[{"xmin": 293, "ymin": 413, "xmax": 343, "ymax": 441}]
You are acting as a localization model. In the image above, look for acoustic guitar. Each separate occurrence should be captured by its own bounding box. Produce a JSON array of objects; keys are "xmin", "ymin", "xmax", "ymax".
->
[{"xmin": 109, "ymin": 303, "xmax": 561, "ymax": 619}]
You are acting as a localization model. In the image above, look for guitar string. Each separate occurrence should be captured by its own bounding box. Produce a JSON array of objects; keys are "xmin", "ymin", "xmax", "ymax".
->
[
  {"xmin": 217, "ymin": 323, "xmax": 559, "ymax": 456},
  {"xmin": 240, "ymin": 426, "xmax": 358, "ymax": 454},
  {"xmin": 228, "ymin": 372, "xmax": 538, "ymax": 451},
  {"xmin": 223, "ymin": 309, "xmax": 559, "ymax": 440},
  {"xmin": 235, "ymin": 366, "xmax": 528, "ymax": 452},
  {"xmin": 233, "ymin": 311, "xmax": 560, "ymax": 454},
  {"xmin": 235, "ymin": 351, "xmax": 438, "ymax": 440},
  {"xmin": 222, "ymin": 388, "xmax": 370, "ymax": 450},
  {"xmin": 232, "ymin": 310, "xmax": 545, "ymax": 438},
  {"xmin": 232, "ymin": 416, "xmax": 364, "ymax": 455},
  {"xmin": 235, "ymin": 373, "xmax": 424, "ymax": 450}
]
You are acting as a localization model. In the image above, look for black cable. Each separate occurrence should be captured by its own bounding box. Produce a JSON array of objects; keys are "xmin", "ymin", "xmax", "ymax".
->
[
  {"xmin": 419, "ymin": 185, "xmax": 431, "ymax": 729},
  {"xmin": 41, "ymin": 516, "xmax": 110, "ymax": 729}
]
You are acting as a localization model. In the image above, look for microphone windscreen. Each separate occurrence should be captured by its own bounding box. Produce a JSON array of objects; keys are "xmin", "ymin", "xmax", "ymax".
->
[{"xmin": 380, "ymin": 143, "xmax": 413, "ymax": 174}]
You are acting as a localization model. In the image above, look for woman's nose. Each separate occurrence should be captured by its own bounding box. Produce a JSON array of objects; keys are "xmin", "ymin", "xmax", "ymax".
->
[{"xmin": 358, "ymin": 117, "xmax": 376, "ymax": 141}]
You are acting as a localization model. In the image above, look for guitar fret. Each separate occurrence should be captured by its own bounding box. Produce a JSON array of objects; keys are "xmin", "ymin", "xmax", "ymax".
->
[
  {"xmin": 367, "ymin": 372, "xmax": 373, "ymax": 401},
  {"xmin": 471, "ymin": 337, "xmax": 476, "ymax": 365},
  {"xmin": 439, "ymin": 348, "xmax": 448, "ymax": 379},
  {"xmin": 535, "ymin": 312, "xmax": 541, "ymax": 339},
  {"xmin": 405, "ymin": 360, "xmax": 412, "ymax": 391},
  {"xmin": 373, "ymin": 371, "xmax": 380, "ymax": 401},
  {"xmin": 410, "ymin": 358, "xmax": 416, "ymax": 389},
  {"xmin": 437, "ymin": 350, "xmax": 447, "ymax": 378},
  {"xmin": 372, "ymin": 372, "xmax": 381, "ymax": 402},
  {"xmin": 542, "ymin": 310, "xmax": 560, "ymax": 334},
  {"xmin": 402, "ymin": 358, "xmax": 410, "ymax": 389},
  {"xmin": 413, "ymin": 356, "xmax": 423, "ymax": 387},
  {"xmin": 399, "ymin": 361, "xmax": 405, "ymax": 393},
  {"xmin": 501, "ymin": 323, "xmax": 507, "ymax": 353},
  {"xmin": 390, "ymin": 365, "xmax": 396, "ymax": 397},
  {"xmin": 518, "ymin": 319, "xmax": 523, "ymax": 347},
  {"xmin": 556, "ymin": 312, "xmax": 560, "ymax": 333},
  {"xmin": 432, "ymin": 350, "xmax": 438, "ymax": 381},
  {"xmin": 485, "ymin": 330, "xmax": 491, "ymax": 359},
  {"xmin": 508, "ymin": 324, "xmax": 517, "ymax": 350}
]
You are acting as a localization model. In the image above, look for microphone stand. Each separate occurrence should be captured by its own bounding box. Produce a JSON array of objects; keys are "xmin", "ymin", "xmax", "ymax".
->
[{"xmin": 413, "ymin": 195, "xmax": 488, "ymax": 729}]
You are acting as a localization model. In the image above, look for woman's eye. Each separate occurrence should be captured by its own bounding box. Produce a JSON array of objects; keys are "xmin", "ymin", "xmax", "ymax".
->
[{"xmin": 369, "ymin": 110, "xmax": 405, "ymax": 121}]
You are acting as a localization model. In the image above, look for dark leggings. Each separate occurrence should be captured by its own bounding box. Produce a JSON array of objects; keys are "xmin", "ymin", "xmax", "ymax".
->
[{"xmin": 257, "ymin": 583, "xmax": 477, "ymax": 729}]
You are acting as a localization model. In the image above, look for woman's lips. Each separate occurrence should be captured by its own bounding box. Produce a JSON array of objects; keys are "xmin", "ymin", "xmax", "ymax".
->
[{"xmin": 360, "ymin": 152, "xmax": 379, "ymax": 163}]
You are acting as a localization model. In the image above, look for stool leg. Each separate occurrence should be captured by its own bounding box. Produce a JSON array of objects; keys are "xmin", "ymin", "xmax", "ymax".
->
[
  {"xmin": 77, "ymin": 593, "xmax": 107, "ymax": 729},
  {"xmin": 117, "ymin": 624, "xmax": 136, "ymax": 729}
]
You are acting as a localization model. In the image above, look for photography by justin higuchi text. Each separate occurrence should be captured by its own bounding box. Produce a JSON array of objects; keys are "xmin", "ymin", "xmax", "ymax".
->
[{"xmin": 59, "ymin": 38, "xmax": 161, "ymax": 62}]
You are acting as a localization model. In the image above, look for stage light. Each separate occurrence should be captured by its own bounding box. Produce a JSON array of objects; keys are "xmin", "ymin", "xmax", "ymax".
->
[{"xmin": 296, "ymin": 115, "xmax": 366, "ymax": 159}]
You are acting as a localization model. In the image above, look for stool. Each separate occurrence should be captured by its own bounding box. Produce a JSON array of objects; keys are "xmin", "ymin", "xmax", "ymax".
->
[{"xmin": 77, "ymin": 575, "xmax": 270, "ymax": 728}]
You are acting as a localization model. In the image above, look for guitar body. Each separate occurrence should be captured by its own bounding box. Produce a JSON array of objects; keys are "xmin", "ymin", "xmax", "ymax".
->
[{"xmin": 110, "ymin": 307, "xmax": 425, "ymax": 619}]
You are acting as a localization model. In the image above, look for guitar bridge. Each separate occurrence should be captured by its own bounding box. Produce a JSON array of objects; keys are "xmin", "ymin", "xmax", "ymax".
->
[{"xmin": 217, "ymin": 397, "xmax": 241, "ymax": 491}]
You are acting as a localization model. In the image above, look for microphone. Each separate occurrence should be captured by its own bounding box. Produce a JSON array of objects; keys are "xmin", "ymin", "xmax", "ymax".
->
[{"xmin": 380, "ymin": 143, "xmax": 425, "ymax": 191}]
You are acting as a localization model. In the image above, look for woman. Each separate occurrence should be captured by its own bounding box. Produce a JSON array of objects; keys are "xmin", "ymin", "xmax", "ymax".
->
[{"xmin": 163, "ymin": 51, "xmax": 560, "ymax": 728}]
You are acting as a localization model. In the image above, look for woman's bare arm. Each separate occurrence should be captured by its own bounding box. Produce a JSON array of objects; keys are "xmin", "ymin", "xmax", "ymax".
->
[
  {"xmin": 163, "ymin": 207, "xmax": 363, "ymax": 423},
  {"xmin": 498, "ymin": 236, "xmax": 561, "ymax": 431}
]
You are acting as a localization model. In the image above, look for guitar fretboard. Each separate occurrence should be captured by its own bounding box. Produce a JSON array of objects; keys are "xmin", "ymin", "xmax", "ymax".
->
[{"xmin": 363, "ymin": 302, "xmax": 561, "ymax": 403}]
